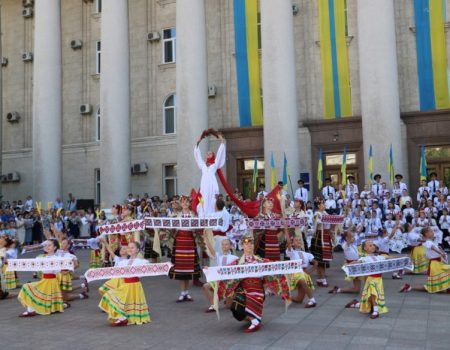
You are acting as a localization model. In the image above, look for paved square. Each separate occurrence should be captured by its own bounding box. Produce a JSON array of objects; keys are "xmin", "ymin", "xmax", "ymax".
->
[{"xmin": 1, "ymin": 251, "xmax": 449, "ymax": 350}]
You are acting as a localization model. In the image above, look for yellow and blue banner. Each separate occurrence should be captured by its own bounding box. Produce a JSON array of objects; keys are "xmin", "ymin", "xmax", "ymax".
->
[
  {"xmin": 270, "ymin": 152, "xmax": 277, "ymax": 190},
  {"xmin": 318, "ymin": 0, "xmax": 352, "ymax": 119},
  {"xmin": 420, "ymin": 145, "xmax": 427, "ymax": 181},
  {"xmin": 388, "ymin": 145, "xmax": 394, "ymax": 185},
  {"xmin": 252, "ymin": 158, "xmax": 258, "ymax": 192},
  {"xmin": 341, "ymin": 146, "xmax": 347, "ymax": 185},
  {"xmin": 414, "ymin": 0, "xmax": 450, "ymax": 110},
  {"xmin": 282, "ymin": 152, "xmax": 290, "ymax": 190},
  {"xmin": 368, "ymin": 144, "xmax": 373, "ymax": 186},
  {"xmin": 317, "ymin": 149, "xmax": 324, "ymax": 189},
  {"xmin": 233, "ymin": 0, "xmax": 263, "ymax": 127}
]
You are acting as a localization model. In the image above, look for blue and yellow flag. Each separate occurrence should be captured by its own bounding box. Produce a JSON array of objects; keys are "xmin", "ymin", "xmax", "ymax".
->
[
  {"xmin": 317, "ymin": 149, "xmax": 324, "ymax": 189},
  {"xmin": 414, "ymin": 0, "xmax": 450, "ymax": 110},
  {"xmin": 420, "ymin": 145, "xmax": 427, "ymax": 181},
  {"xmin": 252, "ymin": 158, "xmax": 258, "ymax": 192},
  {"xmin": 341, "ymin": 146, "xmax": 347, "ymax": 185},
  {"xmin": 318, "ymin": 0, "xmax": 352, "ymax": 119},
  {"xmin": 233, "ymin": 0, "xmax": 263, "ymax": 126},
  {"xmin": 282, "ymin": 153, "xmax": 289, "ymax": 190},
  {"xmin": 388, "ymin": 145, "xmax": 394, "ymax": 185},
  {"xmin": 368, "ymin": 144, "xmax": 373, "ymax": 186},
  {"xmin": 270, "ymin": 152, "xmax": 277, "ymax": 190}
]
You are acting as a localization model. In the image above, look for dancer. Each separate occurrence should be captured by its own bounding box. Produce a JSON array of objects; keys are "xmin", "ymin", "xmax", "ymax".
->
[
  {"xmin": 17, "ymin": 238, "xmax": 69, "ymax": 317},
  {"xmin": 168, "ymin": 196, "xmax": 202, "ymax": 302},
  {"xmin": 98, "ymin": 238, "xmax": 130, "ymax": 296},
  {"xmin": 194, "ymin": 131, "xmax": 226, "ymax": 217},
  {"xmin": 99, "ymin": 242, "xmax": 151, "ymax": 326},
  {"xmin": 254, "ymin": 198, "xmax": 282, "ymax": 261},
  {"xmin": 202, "ymin": 238, "xmax": 238, "ymax": 312},
  {"xmin": 310, "ymin": 201, "xmax": 334, "ymax": 287},
  {"xmin": 218, "ymin": 234, "xmax": 289, "ymax": 333},
  {"xmin": 399, "ymin": 227, "xmax": 450, "ymax": 293},
  {"xmin": 285, "ymin": 235, "xmax": 317, "ymax": 307}
]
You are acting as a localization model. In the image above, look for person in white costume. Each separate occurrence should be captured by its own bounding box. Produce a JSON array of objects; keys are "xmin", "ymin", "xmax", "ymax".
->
[{"xmin": 194, "ymin": 133, "xmax": 226, "ymax": 217}]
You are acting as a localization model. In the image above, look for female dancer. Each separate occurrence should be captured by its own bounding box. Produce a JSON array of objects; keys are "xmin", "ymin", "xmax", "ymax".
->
[{"xmin": 254, "ymin": 198, "xmax": 281, "ymax": 261}]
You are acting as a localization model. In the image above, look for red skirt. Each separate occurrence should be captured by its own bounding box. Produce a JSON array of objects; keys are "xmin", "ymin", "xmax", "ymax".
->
[
  {"xmin": 168, "ymin": 230, "xmax": 201, "ymax": 280},
  {"xmin": 231, "ymin": 278, "xmax": 265, "ymax": 322},
  {"xmin": 255, "ymin": 230, "xmax": 280, "ymax": 261},
  {"xmin": 311, "ymin": 229, "xmax": 333, "ymax": 268}
]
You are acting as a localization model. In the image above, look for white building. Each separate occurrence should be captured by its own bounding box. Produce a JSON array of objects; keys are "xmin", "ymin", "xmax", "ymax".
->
[{"xmin": 0, "ymin": 0, "xmax": 450, "ymax": 207}]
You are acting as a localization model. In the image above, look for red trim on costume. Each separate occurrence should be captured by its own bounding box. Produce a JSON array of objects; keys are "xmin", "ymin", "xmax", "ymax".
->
[
  {"xmin": 369, "ymin": 274, "xmax": 382, "ymax": 278},
  {"xmin": 124, "ymin": 277, "xmax": 140, "ymax": 283},
  {"xmin": 43, "ymin": 274, "xmax": 57, "ymax": 279}
]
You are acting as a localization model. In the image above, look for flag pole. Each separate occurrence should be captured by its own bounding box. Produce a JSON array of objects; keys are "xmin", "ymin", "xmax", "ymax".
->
[{"xmin": 288, "ymin": 175, "xmax": 294, "ymax": 199}]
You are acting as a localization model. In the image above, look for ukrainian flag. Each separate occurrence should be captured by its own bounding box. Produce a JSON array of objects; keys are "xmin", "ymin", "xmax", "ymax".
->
[
  {"xmin": 282, "ymin": 153, "xmax": 289, "ymax": 191},
  {"xmin": 420, "ymin": 145, "xmax": 427, "ymax": 181},
  {"xmin": 318, "ymin": 0, "xmax": 352, "ymax": 119},
  {"xmin": 388, "ymin": 145, "xmax": 394, "ymax": 185},
  {"xmin": 270, "ymin": 152, "xmax": 277, "ymax": 190},
  {"xmin": 252, "ymin": 158, "xmax": 258, "ymax": 192},
  {"xmin": 317, "ymin": 149, "xmax": 324, "ymax": 189},
  {"xmin": 368, "ymin": 144, "xmax": 373, "ymax": 186},
  {"xmin": 233, "ymin": 0, "xmax": 263, "ymax": 127},
  {"xmin": 414, "ymin": 0, "xmax": 450, "ymax": 110}
]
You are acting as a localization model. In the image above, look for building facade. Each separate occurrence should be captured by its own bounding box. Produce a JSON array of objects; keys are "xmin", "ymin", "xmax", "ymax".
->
[{"xmin": 0, "ymin": 0, "xmax": 450, "ymax": 206}]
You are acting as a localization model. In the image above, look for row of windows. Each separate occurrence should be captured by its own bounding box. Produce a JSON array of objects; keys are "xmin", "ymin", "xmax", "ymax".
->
[
  {"xmin": 94, "ymin": 27, "xmax": 175, "ymax": 74},
  {"xmin": 94, "ymin": 94, "xmax": 176, "ymax": 141},
  {"xmin": 94, "ymin": 164, "xmax": 177, "ymax": 204}
]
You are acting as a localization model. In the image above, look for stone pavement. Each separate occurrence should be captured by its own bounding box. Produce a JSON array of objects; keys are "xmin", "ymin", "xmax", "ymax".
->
[{"xmin": 1, "ymin": 250, "xmax": 449, "ymax": 350}]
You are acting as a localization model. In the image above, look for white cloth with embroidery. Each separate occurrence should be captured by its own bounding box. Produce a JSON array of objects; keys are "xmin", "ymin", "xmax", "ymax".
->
[
  {"xmin": 84, "ymin": 261, "xmax": 173, "ymax": 282},
  {"xmin": 203, "ymin": 259, "xmax": 304, "ymax": 282},
  {"xmin": 6, "ymin": 257, "xmax": 74, "ymax": 272},
  {"xmin": 342, "ymin": 256, "xmax": 412, "ymax": 277}
]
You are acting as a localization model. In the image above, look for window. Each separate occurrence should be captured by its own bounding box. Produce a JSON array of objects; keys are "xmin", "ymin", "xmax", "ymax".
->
[
  {"xmin": 344, "ymin": 0, "xmax": 349, "ymax": 36},
  {"xmin": 163, "ymin": 94, "xmax": 176, "ymax": 134},
  {"xmin": 162, "ymin": 28, "xmax": 176, "ymax": 64},
  {"xmin": 95, "ymin": 169, "xmax": 101, "ymax": 205},
  {"xmin": 257, "ymin": 11, "xmax": 261, "ymax": 50},
  {"xmin": 163, "ymin": 164, "xmax": 177, "ymax": 198},
  {"xmin": 96, "ymin": 0, "xmax": 102, "ymax": 13},
  {"xmin": 243, "ymin": 160, "xmax": 265, "ymax": 171},
  {"xmin": 96, "ymin": 107, "xmax": 101, "ymax": 141},
  {"xmin": 95, "ymin": 41, "xmax": 101, "ymax": 74},
  {"xmin": 325, "ymin": 153, "xmax": 356, "ymax": 166}
]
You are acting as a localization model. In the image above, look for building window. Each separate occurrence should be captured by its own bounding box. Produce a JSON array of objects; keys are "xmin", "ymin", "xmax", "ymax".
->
[
  {"xmin": 325, "ymin": 153, "xmax": 356, "ymax": 166},
  {"xmin": 163, "ymin": 164, "xmax": 177, "ymax": 198},
  {"xmin": 163, "ymin": 94, "xmax": 176, "ymax": 134},
  {"xmin": 96, "ymin": 0, "xmax": 102, "ymax": 13},
  {"xmin": 96, "ymin": 107, "xmax": 101, "ymax": 141},
  {"xmin": 344, "ymin": 0, "xmax": 349, "ymax": 36},
  {"xmin": 95, "ymin": 168, "xmax": 101, "ymax": 205},
  {"xmin": 162, "ymin": 28, "xmax": 176, "ymax": 64},
  {"xmin": 96, "ymin": 41, "xmax": 101, "ymax": 74}
]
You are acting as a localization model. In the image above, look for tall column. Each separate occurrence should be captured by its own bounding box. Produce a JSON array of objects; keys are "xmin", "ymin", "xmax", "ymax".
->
[
  {"xmin": 358, "ymin": 0, "xmax": 406, "ymax": 182},
  {"xmin": 100, "ymin": 0, "xmax": 131, "ymax": 206},
  {"xmin": 32, "ymin": 0, "xmax": 62, "ymax": 204},
  {"xmin": 0, "ymin": 6, "xmax": 2, "ymax": 199},
  {"xmin": 176, "ymin": 0, "xmax": 208, "ymax": 195},
  {"xmin": 260, "ymin": 0, "xmax": 300, "ymax": 191}
]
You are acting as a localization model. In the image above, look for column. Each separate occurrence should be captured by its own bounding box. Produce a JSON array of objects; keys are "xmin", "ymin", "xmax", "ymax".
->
[
  {"xmin": 0, "ymin": 8, "xmax": 2, "ymax": 199},
  {"xmin": 260, "ymin": 0, "xmax": 300, "ymax": 191},
  {"xmin": 176, "ymin": 0, "xmax": 209, "ymax": 195},
  {"xmin": 32, "ymin": 0, "xmax": 62, "ymax": 204},
  {"xmin": 100, "ymin": 0, "xmax": 131, "ymax": 206},
  {"xmin": 358, "ymin": 0, "xmax": 406, "ymax": 182}
]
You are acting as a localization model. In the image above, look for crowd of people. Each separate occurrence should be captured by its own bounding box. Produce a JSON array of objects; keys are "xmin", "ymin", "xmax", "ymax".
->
[{"xmin": 1, "ymin": 132, "xmax": 449, "ymax": 333}]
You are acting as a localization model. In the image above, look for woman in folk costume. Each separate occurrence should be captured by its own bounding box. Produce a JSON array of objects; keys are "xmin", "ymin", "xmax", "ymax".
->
[
  {"xmin": 0, "ymin": 235, "xmax": 20, "ymax": 290},
  {"xmin": 392, "ymin": 222, "xmax": 427, "ymax": 279},
  {"xmin": 254, "ymin": 197, "xmax": 282, "ymax": 261},
  {"xmin": 98, "ymin": 238, "xmax": 129, "ymax": 296},
  {"xmin": 310, "ymin": 201, "xmax": 334, "ymax": 287},
  {"xmin": 287, "ymin": 199, "xmax": 308, "ymax": 251},
  {"xmin": 194, "ymin": 130, "xmax": 226, "ymax": 217},
  {"xmin": 356, "ymin": 240, "xmax": 389, "ymax": 319},
  {"xmin": 99, "ymin": 242, "xmax": 150, "ymax": 326},
  {"xmin": 218, "ymin": 234, "xmax": 290, "ymax": 333},
  {"xmin": 168, "ymin": 196, "xmax": 202, "ymax": 302},
  {"xmin": 399, "ymin": 227, "xmax": 450, "ymax": 294},
  {"xmin": 17, "ymin": 238, "xmax": 69, "ymax": 317},
  {"xmin": 285, "ymin": 234, "xmax": 317, "ymax": 307}
]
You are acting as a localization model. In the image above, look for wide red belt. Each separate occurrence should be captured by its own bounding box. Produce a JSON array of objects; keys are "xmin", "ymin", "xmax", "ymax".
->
[
  {"xmin": 212, "ymin": 231, "xmax": 226, "ymax": 237},
  {"xmin": 124, "ymin": 277, "xmax": 140, "ymax": 283},
  {"xmin": 369, "ymin": 274, "xmax": 382, "ymax": 278},
  {"xmin": 43, "ymin": 274, "xmax": 57, "ymax": 279}
]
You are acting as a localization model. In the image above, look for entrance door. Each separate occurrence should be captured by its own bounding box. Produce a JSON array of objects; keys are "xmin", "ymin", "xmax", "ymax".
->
[
  {"xmin": 323, "ymin": 152, "xmax": 358, "ymax": 188},
  {"xmin": 236, "ymin": 158, "xmax": 265, "ymax": 200},
  {"xmin": 425, "ymin": 146, "xmax": 450, "ymax": 186}
]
